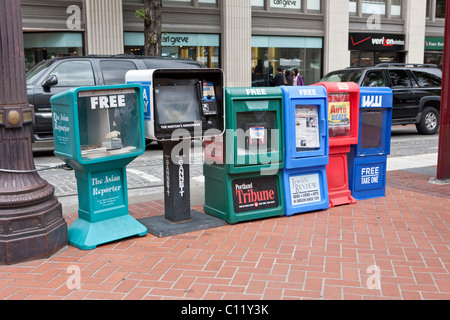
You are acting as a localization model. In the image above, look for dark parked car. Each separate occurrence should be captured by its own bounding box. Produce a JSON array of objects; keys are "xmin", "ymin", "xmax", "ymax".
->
[
  {"xmin": 26, "ymin": 55, "xmax": 205, "ymax": 141},
  {"xmin": 320, "ymin": 63, "xmax": 442, "ymax": 135}
]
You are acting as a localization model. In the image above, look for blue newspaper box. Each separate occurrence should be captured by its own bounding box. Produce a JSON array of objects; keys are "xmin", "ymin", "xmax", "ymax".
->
[
  {"xmin": 348, "ymin": 87, "xmax": 393, "ymax": 200},
  {"xmin": 281, "ymin": 85, "xmax": 329, "ymax": 216}
]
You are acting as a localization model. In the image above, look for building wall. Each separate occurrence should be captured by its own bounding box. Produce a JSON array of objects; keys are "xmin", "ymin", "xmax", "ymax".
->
[{"xmin": 20, "ymin": 0, "xmax": 446, "ymax": 85}]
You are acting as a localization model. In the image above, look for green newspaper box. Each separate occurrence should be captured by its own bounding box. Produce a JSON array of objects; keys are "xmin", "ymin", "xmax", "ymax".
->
[
  {"xmin": 50, "ymin": 84, "xmax": 147, "ymax": 250},
  {"xmin": 203, "ymin": 87, "xmax": 285, "ymax": 224}
]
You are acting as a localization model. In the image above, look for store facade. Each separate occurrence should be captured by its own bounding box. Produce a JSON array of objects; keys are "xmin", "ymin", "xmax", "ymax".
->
[
  {"xmin": 22, "ymin": 0, "xmax": 85, "ymax": 71},
  {"xmin": 20, "ymin": 0, "xmax": 446, "ymax": 87},
  {"xmin": 123, "ymin": 32, "xmax": 220, "ymax": 68}
]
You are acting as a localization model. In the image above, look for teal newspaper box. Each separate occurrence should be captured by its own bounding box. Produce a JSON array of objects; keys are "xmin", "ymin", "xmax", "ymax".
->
[{"xmin": 50, "ymin": 84, "xmax": 147, "ymax": 250}]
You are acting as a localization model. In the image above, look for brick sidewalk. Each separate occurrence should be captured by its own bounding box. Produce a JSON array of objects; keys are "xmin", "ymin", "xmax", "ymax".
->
[{"xmin": 0, "ymin": 168, "xmax": 449, "ymax": 300}]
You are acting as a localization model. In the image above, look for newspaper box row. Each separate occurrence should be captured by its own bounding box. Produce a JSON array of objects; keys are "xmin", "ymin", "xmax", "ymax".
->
[{"xmin": 50, "ymin": 68, "xmax": 393, "ymax": 249}]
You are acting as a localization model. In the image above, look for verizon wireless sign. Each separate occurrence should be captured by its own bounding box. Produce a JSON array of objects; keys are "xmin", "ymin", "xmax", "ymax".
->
[{"xmin": 349, "ymin": 33, "xmax": 405, "ymax": 51}]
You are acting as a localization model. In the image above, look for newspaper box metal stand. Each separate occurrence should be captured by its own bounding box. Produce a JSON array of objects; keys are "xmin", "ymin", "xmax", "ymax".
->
[
  {"xmin": 348, "ymin": 87, "xmax": 393, "ymax": 200},
  {"xmin": 280, "ymin": 85, "xmax": 330, "ymax": 216},
  {"xmin": 50, "ymin": 84, "xmax": 147, "ymax": 250},
  {"xmin": 313, "ymin": 82, "xmax": 360, "ymax": 207},
  {"xmin": 203, "ymin": 87, "xmax": 285, "ymax": 224},
  {"xmin": 126, "ymin": 69, "xmax": 227, "ymax": 237}
]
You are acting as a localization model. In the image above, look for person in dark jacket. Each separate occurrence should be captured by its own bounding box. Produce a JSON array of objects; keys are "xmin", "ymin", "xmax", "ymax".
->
[{"xmin": 274, "ymin": 66, "xmax": 285, "ymax": 86}]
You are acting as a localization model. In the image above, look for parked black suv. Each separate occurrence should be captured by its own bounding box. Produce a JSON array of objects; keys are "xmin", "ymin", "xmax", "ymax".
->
[
  {"xmin": 26, "ymin": 55, "xmax": 205, "ymax": 141},
  {"xmin": 320, "ymin": 63, "xmax": 442, "ymax": 135}
]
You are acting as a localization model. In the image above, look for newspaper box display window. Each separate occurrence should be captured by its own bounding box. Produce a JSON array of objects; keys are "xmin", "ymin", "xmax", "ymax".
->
[{"xmin": 77, "ymin": 88, "xmax": 142, "ymax": 159}]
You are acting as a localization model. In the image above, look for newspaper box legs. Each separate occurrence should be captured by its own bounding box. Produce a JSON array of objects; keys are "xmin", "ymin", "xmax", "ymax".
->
[
  {"xmin": 50, "ymin": 85, "xmax": 147, "ymax": 250},
  {"xmin": 327, "ymin": 145, "xmax": 356, "ymax": 207}
]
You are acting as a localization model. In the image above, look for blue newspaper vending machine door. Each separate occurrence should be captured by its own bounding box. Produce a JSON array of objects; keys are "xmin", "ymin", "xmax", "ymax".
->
[
  {"xmin": 348, "ymin": 87, "xmax": 393, "ymax": 200},
  {"xmin": 281, "ymin": 86, "xmax": 329, "ymax": 216}
]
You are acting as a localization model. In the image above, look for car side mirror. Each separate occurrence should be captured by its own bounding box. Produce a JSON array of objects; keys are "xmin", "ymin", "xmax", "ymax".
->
[{"xmin": 42, "ymin": 75, "xmax": 58, "ymax": 92}]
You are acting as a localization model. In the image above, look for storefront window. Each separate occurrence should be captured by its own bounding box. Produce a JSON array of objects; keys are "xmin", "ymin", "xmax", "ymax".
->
[
  {"xmin": 391, "ymin": 0, "xmax": 402, "ymax": 17},
  {"xmin": 351, "ymin": 51, "xmax": 405, "ymax": 67},
  {"xmin": 424, "ymin": 52, "xmax": 443, "ymax": 68},
  {"xmin": 307, "ymin": 0, "xmax": 321, "ymax": 12},
  {"xmin": 252, "ymin": 0, "xmax": 264, "ymax": 7},
  {"xmin": 349, "ymin": 0, "xmax": 357, "ymax": 15},
  {"xmin": 436, "ymin": 0, "xmax": 446, "ymax": 18},
  {"xmin": 23, "ymin": 32, "xmax": 83, "ymax": 71},
  {"xmin": 199, "ymin": 0, "xmax": 217, "ymax": 4},
  {"xmin": 362, "ymin": 0, "xmax": 386, "ymax": 16},
  {"xmin": 251, "ymin": 36, "xmax": 322, "ymax": 87},
  {"xmin": 124, "ymin": 32, "xmax": 220, "ymax": 68}
]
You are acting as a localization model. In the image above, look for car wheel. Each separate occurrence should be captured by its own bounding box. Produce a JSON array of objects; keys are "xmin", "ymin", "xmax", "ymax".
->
[{"xmin": 416, "ymin": 107, "xmax": 439, "ymax": 135}]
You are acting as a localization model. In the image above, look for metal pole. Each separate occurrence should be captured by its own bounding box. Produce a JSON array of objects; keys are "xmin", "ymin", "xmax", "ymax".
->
[
  {"xmin": 0, "ymin": 0, "xmax": 67, "ymax": 265},
  {"xmin": 437, "ymin": 2, "xmax": 450, "ymax": 180}
]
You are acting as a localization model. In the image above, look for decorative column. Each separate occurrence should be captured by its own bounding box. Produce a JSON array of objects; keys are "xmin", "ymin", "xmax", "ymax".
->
[
  {"xmin": 85, "ymin": 0, "xmax": 124, "ymax": 55},
  {"xmin": 323, "ymin": 0, "xmax": 350, "ymax": 73},
  {"xmin": 221, "ymin": 0, "xmax": 252, "ymax": 87},
  {"xmin": 404, "ymin": 0, "xmax": 427, "ymax": 64},
  {"xmin": 0, "ymin": 0, "xmax": 67, "ymax": 265}
]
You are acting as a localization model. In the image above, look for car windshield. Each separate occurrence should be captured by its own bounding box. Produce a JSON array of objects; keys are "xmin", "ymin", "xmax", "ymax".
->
[
  {"xmin": 321, "ymin": 69, "xmax": 362, "ymax": 83},
  {"xmin": 26, "ymin": 60, "xmax": 55, "ymax": 85}
]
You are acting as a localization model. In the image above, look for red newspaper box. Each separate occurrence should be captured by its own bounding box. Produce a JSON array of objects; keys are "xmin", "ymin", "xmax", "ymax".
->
[{"xmin": 314, "ymin": 82, "xmax": 360, "ymax": 207}]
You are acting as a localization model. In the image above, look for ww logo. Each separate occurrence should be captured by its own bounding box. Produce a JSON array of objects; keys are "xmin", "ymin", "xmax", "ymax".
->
[{"xmin": 362, "ymin": 95, "xmax": 382, "ymax": 107}]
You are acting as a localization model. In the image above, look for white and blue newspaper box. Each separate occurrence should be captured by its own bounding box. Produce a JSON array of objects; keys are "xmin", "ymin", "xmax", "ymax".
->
[
  {"xmin": 348, "ymin": 87, "xmax": 393, "ymax": 200},
  {"xmin": 281, "ymin": 86, "xmax": 329, "ymax": 216}
]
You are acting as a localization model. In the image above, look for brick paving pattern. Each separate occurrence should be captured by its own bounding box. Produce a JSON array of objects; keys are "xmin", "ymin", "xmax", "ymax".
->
[{"xmin": 0, "ymin": 168, "xmax": 449, "ymax": 300}]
